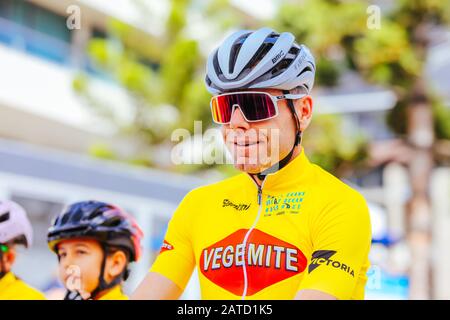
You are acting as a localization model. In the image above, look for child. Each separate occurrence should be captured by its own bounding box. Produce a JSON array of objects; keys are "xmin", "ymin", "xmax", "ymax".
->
[
  {"xmin": 47, "ymin": 200, "xmax": 143, "ymax": 300},
  {"xmin": 0, "ymin": 200, "xmax": 45, "ymax": 300}
]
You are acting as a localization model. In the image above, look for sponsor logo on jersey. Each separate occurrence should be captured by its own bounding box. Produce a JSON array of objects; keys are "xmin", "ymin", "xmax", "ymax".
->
[
  {"xmin": 159, "ymin": 240, "xmax": 174, "ymax": 254},
  {"xmin": 308, "ymin": 250, "xmax": 355, "ymax": 277},
  {"xmin": 222, "ymin": 199, "xmax": 251, "ymax": 211},
  {"xmin": 200, "ymin": 229, "xmax": 307, "ymax": 296},
  {"xmin": 264, "ymin": 192, "xmax": 305, "ymax": 217}
]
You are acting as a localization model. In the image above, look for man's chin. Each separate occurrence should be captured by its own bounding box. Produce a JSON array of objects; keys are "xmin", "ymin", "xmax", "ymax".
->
[{"xmin": 233, "ymin": 161, "xmax": 268, "ymax": 174}]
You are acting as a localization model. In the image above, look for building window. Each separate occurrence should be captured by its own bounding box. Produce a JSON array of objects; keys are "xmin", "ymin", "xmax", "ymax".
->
[{"xmin": 0, "ymin": 0, "xmax": 72, "ymax": 65}]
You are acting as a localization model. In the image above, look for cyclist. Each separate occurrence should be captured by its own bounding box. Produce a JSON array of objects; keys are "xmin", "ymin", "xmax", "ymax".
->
[
  {"xmin": 132, "ymin": 27, "xmax": 371, "ymax": 300},
  {"xmin": 0, "ymin": 200, "xmax": 46, "ymax": 300},
  {"xmin": 47, "ymin": 200, "xmax": 143, "ymax": 300}
]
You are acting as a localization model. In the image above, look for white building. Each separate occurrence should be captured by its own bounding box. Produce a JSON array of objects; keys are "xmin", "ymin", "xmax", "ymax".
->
[{"xmin": 0, "ymin": 0, "xmax": 203, "ymax": 297}]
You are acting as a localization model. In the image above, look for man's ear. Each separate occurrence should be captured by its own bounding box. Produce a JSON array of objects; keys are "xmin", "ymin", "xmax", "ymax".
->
[
  {"xmin": 105, "ymin": 251, "xmax": 127, "ymax": 280},
  {"xmin": 295, "ymin": 96, "xmax": 313, "ymax": 131}
]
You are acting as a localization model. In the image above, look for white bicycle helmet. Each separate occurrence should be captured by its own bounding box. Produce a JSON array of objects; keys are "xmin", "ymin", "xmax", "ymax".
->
[
  {"xmin": 205, "ymin": 27, "xmax": 316, "ymax": 94},
  {"xmin": 0, "ymin": 200, "xmax": 33, "ymax": 248}
]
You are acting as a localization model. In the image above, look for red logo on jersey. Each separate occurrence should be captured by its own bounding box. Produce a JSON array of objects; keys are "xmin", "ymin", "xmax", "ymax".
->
[
  {"xmin": 200, "ymin": 229, "xmax": 307, "ymax": 296},
  {"xmin": 160, "ymin": 240, "xmax": 174, "ymax": 253}
]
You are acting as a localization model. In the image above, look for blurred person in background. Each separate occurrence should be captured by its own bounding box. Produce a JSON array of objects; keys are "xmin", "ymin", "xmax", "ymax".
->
[
  {"xmin": 47, "ymin": 200, "xmax": 143, "ymax": 300},
  {"xmin": 132, "ymin": 27, "xmax": 371, "ymax": 300},
  {"xmin": 0, "ymin": 200, "xmax": 46, "ymax": 300}
]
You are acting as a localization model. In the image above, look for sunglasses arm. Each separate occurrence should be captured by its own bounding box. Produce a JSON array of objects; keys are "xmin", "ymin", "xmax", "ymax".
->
[{"xmin": 275, "ymin": 93, "xmax": 307, "ymax": 101}]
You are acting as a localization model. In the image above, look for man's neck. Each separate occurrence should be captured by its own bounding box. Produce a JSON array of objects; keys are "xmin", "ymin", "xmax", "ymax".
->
[{"xmin": 250, "ymin": 145, "xmax": 302, "ymax": 187}]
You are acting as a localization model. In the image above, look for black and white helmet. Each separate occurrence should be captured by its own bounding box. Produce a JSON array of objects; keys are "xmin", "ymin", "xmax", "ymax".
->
[{"xmin": 205, "ymin": 27, "xmax": 316, "ymax": 94}]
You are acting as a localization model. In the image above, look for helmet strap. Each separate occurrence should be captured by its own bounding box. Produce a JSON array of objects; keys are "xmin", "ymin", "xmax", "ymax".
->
[
  {"xmin": 254, "ymin": 90, "xmax": 302, "ymax": 181},
  {"xmin": 89, "ymin": 243, "xmax": 126, "ymax": 300},
  {"xmin": 63, "ymin": 290, "xmax": 85, "ymax": 300}
]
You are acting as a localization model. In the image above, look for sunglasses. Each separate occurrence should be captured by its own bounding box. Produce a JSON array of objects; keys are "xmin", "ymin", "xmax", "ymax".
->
[
  {"xmin": 210, "ymin": 91, "xmax": 306, "ymax": 125},
  {"xmin": 0, "ymin": 244, "xmax": 8, "ymax": 253}
]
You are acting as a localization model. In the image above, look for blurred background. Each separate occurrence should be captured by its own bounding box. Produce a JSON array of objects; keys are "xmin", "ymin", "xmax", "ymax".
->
[{"xmin": 0, "ymin": 0, "xmax": 449, "ymax": 299}]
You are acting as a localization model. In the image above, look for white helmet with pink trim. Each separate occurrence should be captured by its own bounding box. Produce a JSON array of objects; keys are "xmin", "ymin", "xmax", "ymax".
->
[{"xmin": 0, "ymin": 200, "xmax": 33, "ymax": 248}]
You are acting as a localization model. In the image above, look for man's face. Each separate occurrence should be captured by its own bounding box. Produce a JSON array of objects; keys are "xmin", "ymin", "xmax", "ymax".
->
[
  {"xmin": 0, "ymin": 244, "xmax": 15, "ymax": 274},
  {"xmin": 221, "ymin": 88, "xmax": 312, "ymax": 174}
]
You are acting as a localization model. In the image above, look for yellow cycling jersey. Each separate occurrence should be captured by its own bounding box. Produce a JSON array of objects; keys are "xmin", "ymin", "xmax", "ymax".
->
[
  {"xmin": 151, "ymin": 149, "xmax": 372, "ymax": 300},
  {"xmin": 0, "ymin": 272, "xmax": 46, "ymax": 300},
  {"xmin": 97, "ymin": 286, "xmax": 128, "ymax": 300}
]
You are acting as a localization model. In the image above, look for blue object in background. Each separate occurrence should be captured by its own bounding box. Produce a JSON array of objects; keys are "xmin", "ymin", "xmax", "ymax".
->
[
  {"xmin": 371, "ymin": 235, "xmax": 402, "ymax": 247},
  {"xmin": 150, "ymin": 224, "xmax": 168, "ymax": 252},
  {"xmin": 366, "ymin": 267, "xmax": 409, "ymax": 300}
]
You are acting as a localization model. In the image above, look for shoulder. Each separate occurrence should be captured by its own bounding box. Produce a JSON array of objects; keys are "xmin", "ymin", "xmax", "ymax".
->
[
  {"xmin": 169, "ymin": 173, "xmax": 248, "ymax": 225},
  {"xmin": 13, "ymin": 279, "xmax": 46, "ymax": 300},
  {"xmin": 181, "ymin": 173, "xmax": 248, "ymax": 203},
  {"xmin": 308, "ymin": 164, "xmax": 370, "ymax": 229},
  {"xmin": 311, "ymin": 163, "xmax": 367, "ymax": 206},
  {"xmin": 307, "ymin": 166, "xmax": 371, "ymax": 245}
]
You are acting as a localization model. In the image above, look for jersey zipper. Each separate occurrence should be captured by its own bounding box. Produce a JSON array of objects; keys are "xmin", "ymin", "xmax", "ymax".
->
[{"xmin": 241, "ymin": 179, "xmax": 265, "ymax": 300}]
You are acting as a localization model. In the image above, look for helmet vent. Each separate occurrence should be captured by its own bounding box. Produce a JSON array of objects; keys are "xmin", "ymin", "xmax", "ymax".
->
[
  {"xmin": 0, "ymin": 212, "xmax": 10, "ymax": 223},
  {"xmin": 61, "ymin": 213, "xmax": 70, "ymax": 225},
  {"xmin": 102, "ymin": 216, "xmax": 122, "ymax": 228},
  {"xmin": 71, "ymin": 210, "xmax": 83, "ymax": 223},
  {"xmin": 296, "ymin": 66, "xmax": 313, "ymax": 77},
  {"xmin": 213, "ymin": 51, "xmax": 223, "ymax": 76},
  {"xmin": 271, "ymin": 58, "xmax": 293, "ymax": 77},
  {"xmin": 229, "ymin": 34, "xmax": 248, "ymax": 74},
  {"xmin": 242, "ymin": 42, "xmax": 273, "ymax": 76},
  {"xmin": 89, "ymin": 208, "xmax": 105, "ymax": 220}
]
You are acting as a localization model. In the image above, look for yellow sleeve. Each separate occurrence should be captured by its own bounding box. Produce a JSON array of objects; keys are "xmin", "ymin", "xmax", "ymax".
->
[
  {"xmin": 298, "ymin": 191, "xmax": 372, "ymax": 300},
  {"xmin": 0, "ymin": 277, "xmax": 46, "ymax": 300},
  {"xmin": 150, "ymin": 192, "xmax": 196, "ymax": 291},
  {"xmin": 24, "ymin": 288, "xmax": 46, "ymax": 300}
]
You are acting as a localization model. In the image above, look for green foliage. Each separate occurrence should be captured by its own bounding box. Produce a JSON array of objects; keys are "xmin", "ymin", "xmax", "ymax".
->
[
  {"xmin": 433, "ymin": 100, "xmax": 450, "ymax": 140},
  {"xmin": 275, "ymin": 0, "xmax": 367, "ymax": 89},
  {"xmin": 394, "ymin": 0, "xmax": 450, "ymax": 30},
  {"xmin": 161, "ymin": 38, "xmax": 200, "ymax": 105},
  {"xmin": 89, "ymin": 143, "xmax": 117, "ymax": 160},
  {"xmin": 386, "ymin": 100, "xmax": 408, "ymax": 136},
  {"xmin": 76, "ymin": 0, "xmax": 450, "ymax": 175},
  {"xmin": 353, "ymin": 21, "xmax": 421, "ymax": 86},
  {"xmin": 385, "ymin": 95, "xmax": 450, "ymax": 140},
  {"xmin": 277, "ymin": 0, "xmax": 450, "ymax": 171},
  {"xmin": 275, "ymin": 1, "xmax": 372, "ymax": 174},
  {"xmin": 167, "ymin": 0, "xmax": 189, "ymax": 38},
  {"xmin": 276, "ymin": 0, "xmax": 367, "ymax": 54},
  {"xmin": 75, "ymin": 0, "xmax": 214, "ymax": 167},
  {"xmin": 315, "ymin": 57, "xmax": 341, "ymax": 87},
  {"xmin": 178, "ymin": 77, "xmax": 212, "ymax": 132},
  {"xmin": 303, "ymin": 114, "xmax": 368, "ymax": 175},
  {"xmin": 72, "ymin": 73, "xmax": 88, "ymax": 92}
]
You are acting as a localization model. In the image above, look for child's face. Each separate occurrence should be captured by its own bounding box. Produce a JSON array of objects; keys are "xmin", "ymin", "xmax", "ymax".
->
[{"xmin": 57, "ymin": 239, "xmax": 103, "ymax": 294}]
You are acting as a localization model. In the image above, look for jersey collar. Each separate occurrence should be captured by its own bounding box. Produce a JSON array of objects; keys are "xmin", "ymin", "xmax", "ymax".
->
[
  {"xmin": 246, "ymin": 147, "xmax": 313, "ymax": 193},
  {"xmin": 97, "ymin": 285, "xmax": 128, "ymax": 300}
]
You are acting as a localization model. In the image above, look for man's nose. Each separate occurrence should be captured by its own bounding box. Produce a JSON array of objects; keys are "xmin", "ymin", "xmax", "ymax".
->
[{"xmin": 229, "ymin": 105, "xmax": 250, "ymax": 129}]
